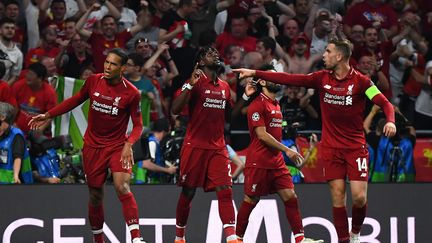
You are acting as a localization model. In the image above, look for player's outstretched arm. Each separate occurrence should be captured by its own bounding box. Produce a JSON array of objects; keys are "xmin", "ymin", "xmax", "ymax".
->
[
  {"xmin": 28, "ymin": 113, "xmax": 52, "ymax": 130},
  {"xmin": 233, "ymin": 69, "xmax": 319, "ymax": 88}
]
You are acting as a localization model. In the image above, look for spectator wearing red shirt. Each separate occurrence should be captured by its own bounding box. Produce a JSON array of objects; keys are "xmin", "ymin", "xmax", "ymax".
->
[
  {"xmin": 171, "ymin": 46, "xmax": 240, "ymax": 243},
  {"xmin": 352, "ymin": 26, "xmax": 394, "ymax": 98},
  {"xmin": 216, "ymin": 15, "xmax": 257, "ymax": 60},
  {"xmin": 25, "ymin": 25, "xmax": 60, "ymax": 68},
  {"xmin": 235, "ymin": 65, "xmax": 323, "ymax": 243},
  {"xmin": 76, "ymin": 3, "xmax": 145, "ymax": 72},
  {"xmin": 343, "ymin": 0, "xmax": 399, "ymax": 38},
  {"xmin": 234, "ymin": 38, "xmax": 396, "ymax": 243},
  {"xmin": 12, "ymin": 63, "xmax": 57, "ymax": 136},
  {"xmin": 29, "ymin": 49, "xmax": 146, "ymax": 243},
  {"xmin": 0, "ymin": 62, "xmax": 17, "ymax": 108},
  {"xmin": 39, "ymin": 0, "xmax": 84, "ymax": 38}
]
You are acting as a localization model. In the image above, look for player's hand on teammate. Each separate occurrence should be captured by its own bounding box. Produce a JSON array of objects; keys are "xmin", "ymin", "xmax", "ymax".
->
[
  {"xmin": 285, "ymin": 149, "xmax": 305, "ymax": 169},
  {"xmin": 121, "ymin": 142, "xmax": 134, "ymax": 170},
  {"xmin": 232, "ymin": 68, "xmax": 256, "ymax": 79},
  {"xmin": 28, "ymin": 113, "xmax": 51, "ymax": 130},
  {"xmin": 383, "ymin": 122, "xmax": 397, "ymax": 137}
]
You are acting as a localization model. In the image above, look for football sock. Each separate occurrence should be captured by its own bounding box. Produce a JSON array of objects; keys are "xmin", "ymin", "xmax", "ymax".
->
[
  {"xmin": 235, "ymin": 200, "xmax": 256, "ymax": 238},
  {"xmin": 176, "ymin": 193, "xmax": 192, "ymax": 238},
  {"xmin": 351, "ymin": 203, "xmax": 367, "ymax": 234},
  {"xmin": 118, "ymin": 192, "xmax": 140, "ymax": 240},
  {"xmin": 216, "ymin": 188, "xmax": 236, "ymax": 240},
  {"xmin": 333, "ymin": 206, "xmax": 350, "ymax": 242}
]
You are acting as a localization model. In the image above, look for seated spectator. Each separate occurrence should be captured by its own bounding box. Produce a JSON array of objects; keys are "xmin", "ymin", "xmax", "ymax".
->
[
  {"xmin": 0, "ymin": 102, "xmax": 33, "ymax": 184},
  {"xmin": 12, "ymin": 63, "xmax": 57, "ymax": 136}
]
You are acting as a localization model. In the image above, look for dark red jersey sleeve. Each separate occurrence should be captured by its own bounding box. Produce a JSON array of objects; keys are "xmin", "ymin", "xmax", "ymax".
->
[
  {"xmin": 255, "ymin": 70, "xmax": 321, "ymax": 89},
  {"xmin": 48, "ymin": 77, "xmax": 91, "ymax": 117}
]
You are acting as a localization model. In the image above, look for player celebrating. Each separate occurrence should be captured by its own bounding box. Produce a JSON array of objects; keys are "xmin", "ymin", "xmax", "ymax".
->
[
  {"xmin": 171, "ymin": 46, "xmax": 247, "ymax": 243},
  {"xmin": 29, "ymin": 48, "xmax": 146, "ymax": 243},
  {"xmin": 236, "ymin": 65, "xmax": 324, "ymax": 243},
  {"xmin": 233, "ymin": 38, "xmax": 396, "ymax": 243}
]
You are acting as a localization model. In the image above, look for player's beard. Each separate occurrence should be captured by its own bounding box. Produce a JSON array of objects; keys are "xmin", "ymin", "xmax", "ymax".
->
[
  {"xmin": 266, "ymin": 82, "xmax": 282, "ymax": 93},
  {"xmin": 207, "ymin": 59, "xmax": 223, "ymax": 72},
  {"xmin": 324, "ymin": 62, "xmax": 337, "ymax": 71}
]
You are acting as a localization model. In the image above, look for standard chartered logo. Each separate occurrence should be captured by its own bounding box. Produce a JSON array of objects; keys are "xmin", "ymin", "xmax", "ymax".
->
[
  {"xmin": 203, "ymin": 98, "xmax": 226, "ymax": 109},
  {"xmin": 323, "ymin": 92, "xmax": 353, "ymax": 106}
]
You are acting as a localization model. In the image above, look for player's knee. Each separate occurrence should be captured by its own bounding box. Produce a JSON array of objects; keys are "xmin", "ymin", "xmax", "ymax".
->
[
  {"xmin": 181, "ymin": 187, "xmax": 196, "ymax": 199},
  {"xmin": 244, "ymin": 194, "xmax": 259, "ymax": 204},
  {"xmin": 279, "ymin": 189, "xmax": 297, "ymax": 202},
  {"xmin": 114, "ymin": 182, "xmax": 130, "ymax": 195},
  {"xmin": 352, "ymin": 193, "xmax": 367, "ymax": 207},
  {"xmin": 89, "ymin": 188, "xmax": 103, "ymax": 206}
]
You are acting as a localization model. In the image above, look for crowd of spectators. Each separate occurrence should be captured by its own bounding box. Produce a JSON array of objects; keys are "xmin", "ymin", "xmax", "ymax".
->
[{"xmin": 0, "ymin": 0, "xmax": 431, "ymax": 184}]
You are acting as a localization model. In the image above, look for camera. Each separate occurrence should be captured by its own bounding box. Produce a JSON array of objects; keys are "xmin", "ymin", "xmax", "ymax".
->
[{"xmin": 282, "ymin": 121, "xmax": 305, "ymax": 140}]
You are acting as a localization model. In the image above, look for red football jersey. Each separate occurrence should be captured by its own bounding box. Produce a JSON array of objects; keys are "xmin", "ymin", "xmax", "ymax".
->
[
  {"xmin": 49, "ymin": 74, "xmax": 142, "ymax": 147},
  {"xmin": 256, "ymin": 68, "xmax": 379, "ymax": 149},
  {"xmin": 246, "ymin": 93, "xmax": 286, "ymax": 169},
  {"xmin": 182, "ymin": 75, "xmax": 231, "ymax": 149}
]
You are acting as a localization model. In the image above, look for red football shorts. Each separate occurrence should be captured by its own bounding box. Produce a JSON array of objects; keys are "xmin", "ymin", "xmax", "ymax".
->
[
  {"xmin": 243, "ymin": 166, "xmax": 294, "ymax": 196},
  {"xmin": 178, "ymin": 146, "xmax": 232, "ymax": 192},
  {"xmin": 82, "ymin": 144, "xmax": 131, "ymax": 188},
  {"xmin": 321, "ymin": 145, "xmax": 369, "ymax": 181}
]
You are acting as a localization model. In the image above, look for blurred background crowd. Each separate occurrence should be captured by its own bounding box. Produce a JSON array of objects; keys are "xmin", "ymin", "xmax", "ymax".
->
[{"xmin": 0, "ymin": 0, "xmax": 431, "ymax": 184}]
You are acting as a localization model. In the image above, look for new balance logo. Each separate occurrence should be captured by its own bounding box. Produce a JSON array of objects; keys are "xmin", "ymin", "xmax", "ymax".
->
[
  {"xmin": 205, "ymin": 90, "xmax": 210, "ymax": 94},
  {"xmin": 346, "ymin": 96, "xmax": 353, "ymax": 105},
  {"xmin": 360, "ymin": 173, "xmax": 367, "ymax": 178},
  {"xmin": 324, "ymin": 85, "xmax": 331, "ymax": 90},
  {"xmin": 93, "ymin": 92, "xmax": 100, "ymax": 97},
  {"xmin": 251, "ymin": 184, "xmax": 257, "ymax": 192}
]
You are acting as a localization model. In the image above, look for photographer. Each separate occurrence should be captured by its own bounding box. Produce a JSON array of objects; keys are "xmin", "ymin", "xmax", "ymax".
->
[
  {"xmin": 364, "ymin": 105, "xmax": 416, "ymax": 182},
  {"xmin": 0, "ymin": 102, "xmax": 33, "ymax": 184},
  {"xmin": 133, "ymin": 118, "xmax": 177, "ymax": 184}
]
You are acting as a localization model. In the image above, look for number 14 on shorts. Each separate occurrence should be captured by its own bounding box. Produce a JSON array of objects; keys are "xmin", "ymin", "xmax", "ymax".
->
[{"xmin": 356, "ymin": 157, "xmax": 368, "ymax": 171}]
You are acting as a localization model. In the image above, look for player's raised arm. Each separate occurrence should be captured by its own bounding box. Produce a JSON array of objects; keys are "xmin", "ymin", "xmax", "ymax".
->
[{"xmin": 171, "ymin": 63, "xmax": 203, "ymax": 115}]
